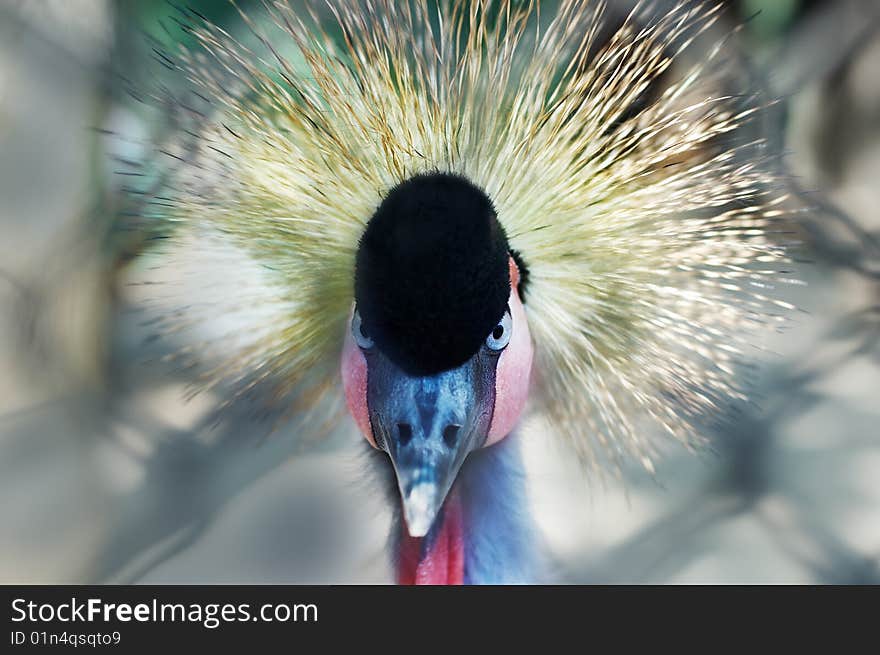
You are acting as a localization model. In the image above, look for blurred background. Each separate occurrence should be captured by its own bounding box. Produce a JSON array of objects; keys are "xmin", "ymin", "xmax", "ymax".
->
[{"xmin": 0, "ymin": 0, "xmax": 878, "ymax": 584}]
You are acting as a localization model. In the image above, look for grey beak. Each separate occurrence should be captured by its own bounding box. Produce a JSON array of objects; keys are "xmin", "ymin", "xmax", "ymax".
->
[{"xmin": 366, "ymin": 353, "xmax": 496, "ymax": 537}]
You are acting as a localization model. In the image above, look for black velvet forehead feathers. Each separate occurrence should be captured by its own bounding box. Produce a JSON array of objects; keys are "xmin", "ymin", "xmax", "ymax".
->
[{"xmin": 354, "ymin": 172, "xmax": 511, "ymax": 376}]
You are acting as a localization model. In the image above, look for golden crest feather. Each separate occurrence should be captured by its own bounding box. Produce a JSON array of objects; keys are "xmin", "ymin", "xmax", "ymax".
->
[{"xmin": 128, "ymin": 0, "xmax": 794, "ymax": 471}]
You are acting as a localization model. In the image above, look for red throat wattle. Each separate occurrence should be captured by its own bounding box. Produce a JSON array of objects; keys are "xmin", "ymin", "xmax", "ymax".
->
[{"xmin": 397, "ymin": 489, "xmax": 464, "ymax": 585}]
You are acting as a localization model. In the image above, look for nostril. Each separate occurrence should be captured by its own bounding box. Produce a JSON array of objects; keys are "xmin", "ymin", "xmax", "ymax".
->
[
  {"xmin": 396, "ymin": 423, "xmax": 413, "ymax": 446},
  {"xmin": 442, "ymin": 424, "xmax": 461, "ymax": 448}
]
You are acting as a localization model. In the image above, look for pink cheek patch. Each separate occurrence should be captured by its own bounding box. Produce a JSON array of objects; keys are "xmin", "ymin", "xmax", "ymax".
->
[
  {"xmin": 486, "ymin": 285, "xmax": 533, "ymax": 445},
  {"xmin": 341, "ymin": 327, "xmax": 377, "ymax": 448}
]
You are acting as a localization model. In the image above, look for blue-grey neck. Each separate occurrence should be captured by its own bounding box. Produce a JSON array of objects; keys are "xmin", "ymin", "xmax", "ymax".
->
[{"xmin": 456, "ymin": 431, "xmax": 542, "ymax": 584}]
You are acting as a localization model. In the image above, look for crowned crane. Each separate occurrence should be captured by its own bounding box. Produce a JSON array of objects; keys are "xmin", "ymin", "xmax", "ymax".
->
[{"xmin": 127, "ymin": 0, "xmax": 794, "ymax": 584}]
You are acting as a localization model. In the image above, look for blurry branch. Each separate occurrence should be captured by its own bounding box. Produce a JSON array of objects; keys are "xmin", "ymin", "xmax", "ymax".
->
[
  {"xmin": 756, "ymin": 0, "xmax": 880, "ymax": 278},
  {"xmin": 788, "ymin": 179, "xmax": 880, "ymax": 279},
  {"xmin": 569, "ymin": 297, "xmax": 880, "ymax": 583},
  {"xmin": 770, "ymin": 0, "xmax": 880, "ymax": 98},
  {"xmin": 0, "ymin": 1, "xmax": 111, "ymax": 73}
]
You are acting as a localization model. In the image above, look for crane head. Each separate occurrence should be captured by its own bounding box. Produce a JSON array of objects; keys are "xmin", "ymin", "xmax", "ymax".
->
[{"xmin": 341, "ymin": 173, "xmax": 533, "ymax": 537}]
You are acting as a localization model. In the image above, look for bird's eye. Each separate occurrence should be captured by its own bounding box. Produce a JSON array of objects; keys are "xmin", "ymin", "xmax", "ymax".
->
[
  {"xmin": 485, "ymin": 310, "xmax": 512, "ymax": 351},
  {"xmin": 352, "ymin": 309, "xmax": 374, "ymax": 349}
]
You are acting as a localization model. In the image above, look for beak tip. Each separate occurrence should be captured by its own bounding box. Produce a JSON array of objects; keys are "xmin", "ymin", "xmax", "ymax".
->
[{"xmin": 402, "ymin": 482, "xmax": 442, "ymax": 538}]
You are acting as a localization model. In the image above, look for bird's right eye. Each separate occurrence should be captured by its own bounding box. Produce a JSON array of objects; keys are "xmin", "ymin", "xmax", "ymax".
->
[{"xmin": 352, "ymin": 309, "xmax": 374, "ymax": 350}]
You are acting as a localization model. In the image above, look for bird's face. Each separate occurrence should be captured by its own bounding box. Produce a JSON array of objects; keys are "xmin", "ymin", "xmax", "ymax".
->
[{"xmin": 341, "ymin": 174, "xmax": 533, "ymax": 537}]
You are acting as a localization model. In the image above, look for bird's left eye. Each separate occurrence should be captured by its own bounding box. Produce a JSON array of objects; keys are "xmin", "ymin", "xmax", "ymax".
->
[
  {"xmin": 485, "ymin": 310, "xmax": 512, "ymax": 351},
  {"xmin": 352, "ymin": 309, "xmax": 374, "ymax": 349}
]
